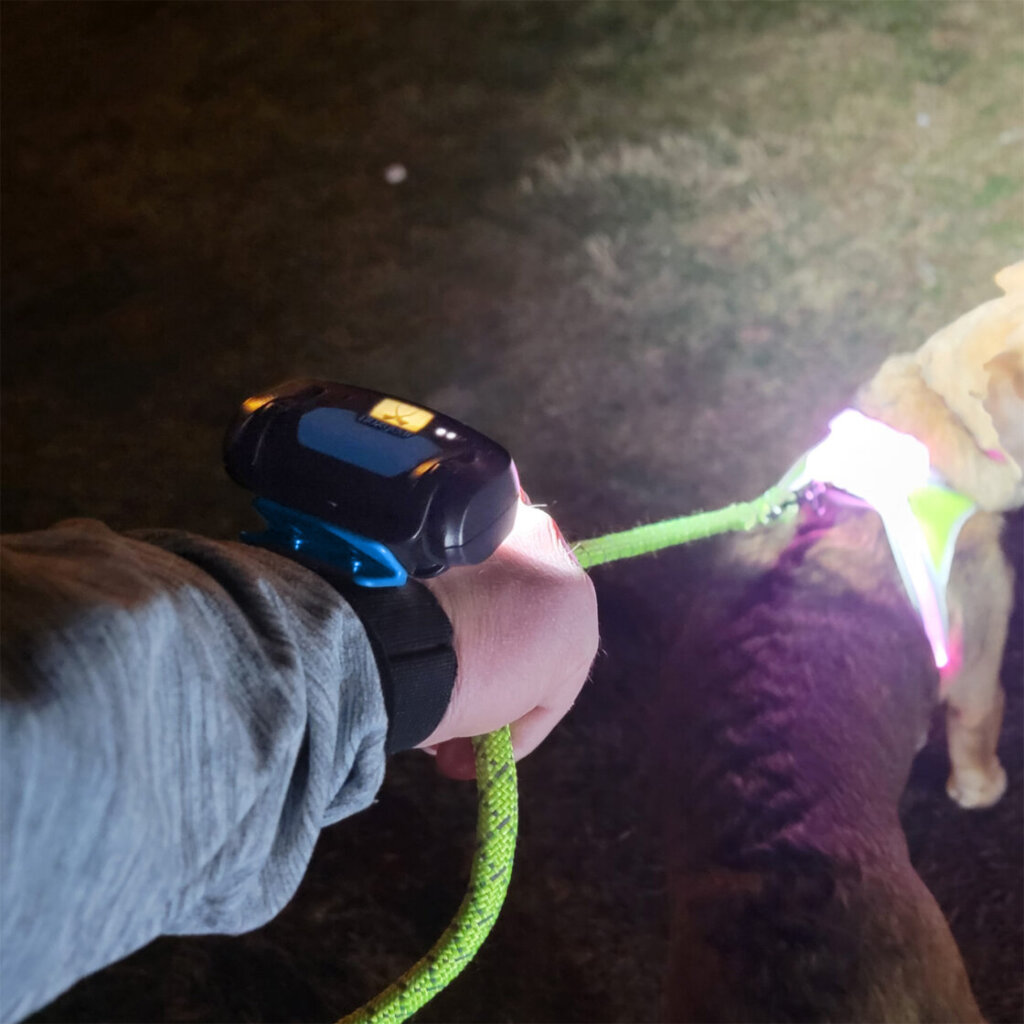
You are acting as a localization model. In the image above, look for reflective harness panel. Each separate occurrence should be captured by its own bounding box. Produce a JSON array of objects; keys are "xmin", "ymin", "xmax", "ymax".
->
[{"xmin": 784, "ymin": 409, "xmax": 975, "ymax": 668}]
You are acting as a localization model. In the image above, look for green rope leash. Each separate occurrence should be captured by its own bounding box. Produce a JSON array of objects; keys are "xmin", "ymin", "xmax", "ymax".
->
[
  {"xmin": 339, "ymin": 728, "xmax": 518, "ymax": 1024},
  {"xmin": 571, "ymin": 482, "xmax": 798, "ymax": 570},
  {"xmin": 341, "ymin": 482, "xmax": 800, "ymax": 1023}
]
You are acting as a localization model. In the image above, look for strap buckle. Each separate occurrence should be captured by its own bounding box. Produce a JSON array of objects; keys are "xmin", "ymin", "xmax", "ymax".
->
[{"xmin": 243, "ymin": 497, "xmax": 409, "ymax": 588}]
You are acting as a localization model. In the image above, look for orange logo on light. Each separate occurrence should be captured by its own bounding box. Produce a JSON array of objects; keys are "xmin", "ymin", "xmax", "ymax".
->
[{"xmin": 368, "ymin": 398, "xmax": 435, "ymax": 433}]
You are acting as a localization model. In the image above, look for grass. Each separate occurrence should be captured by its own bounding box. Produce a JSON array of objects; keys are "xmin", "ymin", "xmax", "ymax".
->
[{"xmin": 475, "ymin": 0, "xmax": 1024, "ymax": 527}]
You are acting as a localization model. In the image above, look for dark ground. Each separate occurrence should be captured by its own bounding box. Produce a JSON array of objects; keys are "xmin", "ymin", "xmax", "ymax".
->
[{"xmin": 2, "ymin": 2, "xmax": 1022, "ymax": 1021}]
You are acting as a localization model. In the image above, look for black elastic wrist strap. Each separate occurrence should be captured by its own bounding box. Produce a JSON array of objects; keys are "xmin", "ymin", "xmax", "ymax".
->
[
  {"xmin": 279, "ymin": 550, "xmax": 456, "ymax": 753},
  {"xmin": 332, "ymin": 576, "xmax": 456, "ymax": 754},
  {"xmin": 261, "ymin": 545, "xmax": 456, "ymax": 752}
]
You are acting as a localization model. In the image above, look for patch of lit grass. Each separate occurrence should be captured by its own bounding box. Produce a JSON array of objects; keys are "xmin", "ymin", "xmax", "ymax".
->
[{"xmin": 462, "ymin": 0, "xmax": 1024, "ymax": 518}]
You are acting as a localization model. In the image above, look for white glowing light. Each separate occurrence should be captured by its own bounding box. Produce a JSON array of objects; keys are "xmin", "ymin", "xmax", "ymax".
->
[{"xmin": 802, "ymin": 409, "xmax": 931, "ymax": 506}]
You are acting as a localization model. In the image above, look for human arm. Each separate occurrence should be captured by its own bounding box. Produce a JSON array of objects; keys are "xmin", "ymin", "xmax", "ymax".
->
[
  {"xmin": 0, "ymin": 519, "xmax": 389, "ymax": 1021},
  {"xmin": 0, "ymin": 504, "xmax": 598, "ymax": 1020}
]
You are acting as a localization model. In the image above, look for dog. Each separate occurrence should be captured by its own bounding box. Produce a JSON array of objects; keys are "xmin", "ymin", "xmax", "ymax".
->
[
  {"xmin": 857, "ymin": 261, "xmax": 1023, "ymax": 810},
  {"xmin": 661, "ymin": 264, "xmax": 1023, "ymax": 1022}
]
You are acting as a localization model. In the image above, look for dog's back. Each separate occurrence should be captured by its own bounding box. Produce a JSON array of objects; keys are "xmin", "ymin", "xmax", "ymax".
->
[{"xmin": 660, "ymin": 508, "xmax": 983, "ymax": 1022}]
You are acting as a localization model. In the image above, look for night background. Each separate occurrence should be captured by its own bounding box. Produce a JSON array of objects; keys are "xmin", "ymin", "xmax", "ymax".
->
[{"xmin": 2, "ymin": 2, "xmax": 1021, "ymax": 1021}]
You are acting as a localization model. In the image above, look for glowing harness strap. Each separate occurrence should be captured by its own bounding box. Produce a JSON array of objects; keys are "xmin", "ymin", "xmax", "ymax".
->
[{"xmin": 783, "ymin": 409, "xmax": 975, "ymax": 669}]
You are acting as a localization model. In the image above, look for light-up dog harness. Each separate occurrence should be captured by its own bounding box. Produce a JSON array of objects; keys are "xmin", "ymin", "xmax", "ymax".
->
[{"xmin": 781, "ymin": 409, "xmax": 975, "ymax": 669}]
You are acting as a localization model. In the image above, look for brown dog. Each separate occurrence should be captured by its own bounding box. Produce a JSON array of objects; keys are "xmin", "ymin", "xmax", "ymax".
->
[{"xmin": 662, "ymin": 266, "xmax": 1022, "ymax": 1022}]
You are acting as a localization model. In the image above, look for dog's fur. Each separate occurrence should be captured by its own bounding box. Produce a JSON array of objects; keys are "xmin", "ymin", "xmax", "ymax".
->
[{"xmin": 662, "ymin": 266, "xmax": 1023, "ymax": 1022}]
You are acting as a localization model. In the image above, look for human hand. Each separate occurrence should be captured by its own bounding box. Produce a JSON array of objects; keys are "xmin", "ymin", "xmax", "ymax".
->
[{"xmin": 419, "ymin": 500, "xmax": 599, "ymax": 779}]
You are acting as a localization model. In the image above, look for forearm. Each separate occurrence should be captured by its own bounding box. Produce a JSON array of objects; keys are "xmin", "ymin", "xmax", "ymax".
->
[{"xmin": 0, "ymin": 520, "xmax": 388, "ymax": 1021}]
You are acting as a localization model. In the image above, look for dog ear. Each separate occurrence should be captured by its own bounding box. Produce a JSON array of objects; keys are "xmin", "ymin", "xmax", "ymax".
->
[
  {"xmin": 994, "ymin": 261, "xmax": 1024, "ymax": 294},
  {"xmin": 983, "ymin": 348, "xmax": 1024, "ymax": 470},
  {"xmin": 978, "ymin": 264, "xmax": 1024, "ymax": 472}
]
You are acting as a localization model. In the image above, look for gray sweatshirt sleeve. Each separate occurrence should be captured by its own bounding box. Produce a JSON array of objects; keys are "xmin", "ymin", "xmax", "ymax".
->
[{"xmin": 0, "ymin": 519, "xmax": 389, "ymax": 1022}]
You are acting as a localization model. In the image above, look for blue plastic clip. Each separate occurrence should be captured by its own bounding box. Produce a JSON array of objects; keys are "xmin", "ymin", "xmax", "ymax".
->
[{"xmin": 243, "ymin": 497, "xmax": 408, "ymax": 588}]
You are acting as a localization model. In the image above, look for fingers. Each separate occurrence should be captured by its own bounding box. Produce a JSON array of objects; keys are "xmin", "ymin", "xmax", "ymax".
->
[
  {"xmin": 432, "ymin": 706, "xmax": 564, "ymax": 781},
  {"xmin": 416, "ymin": 495, "xmax": 598, "ymax": 777},
  {"xmin": 509, "ymin": 704, "xmax": 566, "ymax": 760},
  {"xmin": 434, "ymin": 737, "xmax": 478, "ymax": 780}
]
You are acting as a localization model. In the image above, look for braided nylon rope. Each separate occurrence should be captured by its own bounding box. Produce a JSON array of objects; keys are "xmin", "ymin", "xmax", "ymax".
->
[
  {"xmin": 341, "ymin": 482, "xmax": 801, "ymax": 1023},
  {"xmin": 571, "ymin": 482, "xmax": 798, "ymax": 570},
  {"xmin": 340, "ymin": 727, "xmax": 518, "ymax": 1024}
]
